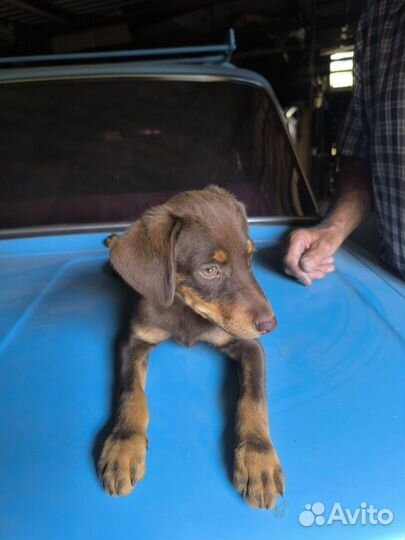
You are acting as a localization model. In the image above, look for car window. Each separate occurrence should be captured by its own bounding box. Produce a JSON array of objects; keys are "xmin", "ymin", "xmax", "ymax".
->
[{"xmin": 0, "ymin": 77, "xmax": 316, "ymax": 229}]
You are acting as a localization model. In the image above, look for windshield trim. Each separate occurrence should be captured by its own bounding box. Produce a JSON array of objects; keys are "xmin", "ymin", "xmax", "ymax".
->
[{"xmin": 0, "ymin": 217, "xmax": 319, "ymax": 240}]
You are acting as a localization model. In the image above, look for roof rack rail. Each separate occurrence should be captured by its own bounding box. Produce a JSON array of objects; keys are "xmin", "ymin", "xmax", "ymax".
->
[{"xmin": 0, "ymin": 28, "xmax": 236, "ymax": 67}]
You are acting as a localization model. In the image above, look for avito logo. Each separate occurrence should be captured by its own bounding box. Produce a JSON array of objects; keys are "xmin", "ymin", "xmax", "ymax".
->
[{"xmin": 298, "ymin": 502, "xmax": 394, "ymax": 527}]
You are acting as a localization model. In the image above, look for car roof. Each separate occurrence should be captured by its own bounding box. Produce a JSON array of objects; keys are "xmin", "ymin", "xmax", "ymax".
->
[{"xmin": 0, "ymin": 225, "xmax": 404, "ymax": 540}]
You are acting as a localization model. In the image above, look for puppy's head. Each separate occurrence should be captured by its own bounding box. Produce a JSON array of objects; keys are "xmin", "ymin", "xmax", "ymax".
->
[{"xmin": 109, "ymin": 186, "xmax": 276, "ymax": 339}]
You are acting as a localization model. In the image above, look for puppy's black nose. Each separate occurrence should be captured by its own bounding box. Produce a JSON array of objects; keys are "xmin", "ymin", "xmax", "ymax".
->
[{"xmin": 255, "ymin": 317, "xmax": 277, "ymax": 334}]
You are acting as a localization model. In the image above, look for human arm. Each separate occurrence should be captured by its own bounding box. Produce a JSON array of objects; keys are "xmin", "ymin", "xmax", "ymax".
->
[{"xmin": 283, "ymin": 157, "xmax": 373, "ymax": 285}]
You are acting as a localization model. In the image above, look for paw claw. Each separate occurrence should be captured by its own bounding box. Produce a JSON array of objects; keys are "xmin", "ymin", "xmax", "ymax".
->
[
  {"xmin": 116, "ymin": 480, "xmax": 124, "ymax": 495},
  {"xmin": 130, "ymin": 466, "xmax": 137, "ymax": 486}
]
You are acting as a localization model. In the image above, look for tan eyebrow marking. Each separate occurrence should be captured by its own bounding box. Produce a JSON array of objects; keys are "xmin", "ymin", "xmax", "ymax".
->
[
  {"xmin": 247, "ymin": 239, "xmax": 256, "ymax": 254},
  {"xmin": 213, "ymin": 250, "xmax": 228, "ymax": 263}
]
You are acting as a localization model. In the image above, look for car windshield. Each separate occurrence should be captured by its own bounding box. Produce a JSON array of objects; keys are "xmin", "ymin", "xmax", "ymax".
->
[{"xmin": 0, "ymin": 76, "xmax": 316, "ymax": 229}]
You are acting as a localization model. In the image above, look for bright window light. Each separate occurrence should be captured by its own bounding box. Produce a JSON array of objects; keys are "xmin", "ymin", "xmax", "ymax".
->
[
  {"xmin": 330, "ymin": 71, "xmax": 353, "ymax": 88},
  {"xmin": 330, "ymin": 59, "xmax": 353, "ymax": 72},
  {"xmin": 329, "ymin": 50, "xmax": 353, "ymax": 89},
  {"xmin": 330, "ymin": 51, "xmax": 353, "ymax": 60}
]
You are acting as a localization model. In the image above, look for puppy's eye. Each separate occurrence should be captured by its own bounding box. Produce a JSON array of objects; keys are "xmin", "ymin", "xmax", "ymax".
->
[{"xmin": 200, "ymin": 264, "xmax": 220, "ymax": 279}]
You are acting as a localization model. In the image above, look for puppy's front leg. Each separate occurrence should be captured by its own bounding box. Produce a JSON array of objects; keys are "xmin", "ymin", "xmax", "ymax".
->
[
  {"xmin": 222, "ymin": 340, "xmax": 285, "ymax": 509},
  {"xmin": 99, "ymin": 335, "xmax": 153, "ymax": 496}
]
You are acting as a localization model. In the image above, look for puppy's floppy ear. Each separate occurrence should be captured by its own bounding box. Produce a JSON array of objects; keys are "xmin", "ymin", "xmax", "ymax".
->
[{"xmin": 109, "ymin": 205, "xmax": 181, "ymax": 306}]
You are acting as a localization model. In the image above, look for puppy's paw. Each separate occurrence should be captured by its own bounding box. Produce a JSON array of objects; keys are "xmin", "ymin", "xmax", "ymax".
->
[
  {"xmin": 233, "ymin": 438, "xmax": 284, "ymax": 510},
  {"xmin": 98, "ymin": 430, "xmax": 148, "ymax": 496}
]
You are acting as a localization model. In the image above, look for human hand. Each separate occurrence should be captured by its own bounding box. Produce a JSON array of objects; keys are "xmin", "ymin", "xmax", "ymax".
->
[{"xmin": 283, "ymin": 226, "xmax": 344, "ymax": 285}]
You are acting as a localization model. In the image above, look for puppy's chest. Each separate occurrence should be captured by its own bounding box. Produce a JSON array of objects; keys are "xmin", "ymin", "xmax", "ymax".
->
[
  {"xmin": 143, "ymin": 299, "xmax": 218, "ymax": 348},
  {"xmin": 170, "ymin": 319, "xmax": 212, "ymax": 347},
  {"xmin": 167, "ymin": 310, "xmax": 214, "ymax": 348},
  {"xmin": 172, "ymin": 332, "xmax": 200, "ymax": 348}
]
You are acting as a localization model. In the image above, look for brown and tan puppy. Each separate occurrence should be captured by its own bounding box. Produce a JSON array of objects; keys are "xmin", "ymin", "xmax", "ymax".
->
[{"xmin": 98, "ymin": 185, "xmax": 284, "ymax": 509}]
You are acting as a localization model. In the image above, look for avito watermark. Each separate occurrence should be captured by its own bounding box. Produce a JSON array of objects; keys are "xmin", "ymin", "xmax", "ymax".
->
[{"xmin": 299, "ymin": 502, "xmax": 394, "ymax": 527}]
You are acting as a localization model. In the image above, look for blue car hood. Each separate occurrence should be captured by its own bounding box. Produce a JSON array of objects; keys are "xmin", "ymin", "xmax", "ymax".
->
[{"xmin": 0, "ymin": 225, "xmax": 404, "ymax": 540}]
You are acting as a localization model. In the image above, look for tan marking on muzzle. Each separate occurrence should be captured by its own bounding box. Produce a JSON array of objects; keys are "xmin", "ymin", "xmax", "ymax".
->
[
  {"xmin": 175, "ymin": 273, "xmax": 187, "ymax": 285},
  {"xmin": 177, "ymin": 286, "xmax": 261, "ymax": 339},
  {"xmin": 200, "ymin": 327, "xmax": 233, "ymax": 347},
  {"xmin": 178, "ymin": 286, "xmax": 223, "ymax": 320}
]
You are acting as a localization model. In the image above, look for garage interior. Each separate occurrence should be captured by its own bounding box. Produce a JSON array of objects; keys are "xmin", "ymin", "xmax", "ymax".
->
[{"xmin": 0, "ymin": 0, "xmax": 365, "ymax": 212}]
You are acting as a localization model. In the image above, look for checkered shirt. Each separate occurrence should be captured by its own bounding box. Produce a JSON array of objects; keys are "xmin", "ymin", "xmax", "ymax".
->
[{"xmin": 338, "ymin": 0, "xmax": 405, "ymax": 278}]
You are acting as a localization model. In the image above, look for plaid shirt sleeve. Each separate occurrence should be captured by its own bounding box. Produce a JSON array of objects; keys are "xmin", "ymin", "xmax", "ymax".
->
[{"xmin": 338, "ymin": 9, "xmax": 370, "ymax": 158}]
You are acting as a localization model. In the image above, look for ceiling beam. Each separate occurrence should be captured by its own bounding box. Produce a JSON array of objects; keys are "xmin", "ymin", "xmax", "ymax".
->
[
  {"xmin": 2, "ymin": 0, "xmax": 73, "ymax": 24},
  {"xmin": 119, "ymin": 0, "xmax": 237, "ymax": 30},
  {"xmin": 0, "ymin": 19, "xmax": 15, "ymax": 43},
  {"xmin": 20, "ymin": 0, "xmax": 238, "ymax": 43}
]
